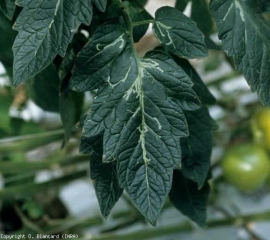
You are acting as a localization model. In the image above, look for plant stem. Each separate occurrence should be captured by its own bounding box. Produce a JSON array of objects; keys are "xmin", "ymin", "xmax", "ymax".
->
[
  {"xmin": 0, "ymin": 129, "xmax": 64, "ymax": 154},
  {"xmin": 91, "ymin": 210, "xmax": 270, "ymax": 240},
  {"xmin": 0, "ymin": 170, "xmax": 87, "ymax": 199},
  {"xmin": 0, "ymin": 155, "xmax": 89, "ymax": 174},
  {"xmin": 132, "ymin": 20, "xmax": 154, "ymax": 27},
  {"xmin": 14, "ymin": 203, "xmax": 44, "ymax": 233}
]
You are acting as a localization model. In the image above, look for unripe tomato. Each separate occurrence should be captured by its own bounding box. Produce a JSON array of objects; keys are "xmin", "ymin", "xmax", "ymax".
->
[
  {"xmin": 222, "ymin": 144, "xmax": 270, "ymax": 192},
  {"xmin": 251, "ymin": 107, "xmax": 270, "ymax": 151}
]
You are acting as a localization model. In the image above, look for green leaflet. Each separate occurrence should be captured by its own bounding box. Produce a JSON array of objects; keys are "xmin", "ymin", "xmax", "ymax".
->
[
  {"xmin": 129, "ymin": 0, "xmax": 148, "ymax": 8},
  {"xmin": 93, "ymin": 0, "xmax": 107, "ymax": 12},
  {"xmin": 59, "ymin": 49, "xmax": 84, "ymax": 146},
  {"xmin": 191, "ymin": 0, "xmax": 213, "ymax": 36},
  {"xmin": 210, "ymin": 0, "xmax": 270, "ymax": 106},
  {"xmin": 27, "ymin": 64, "xmax": 60, "ymax": 113},
  {"xmin": 181, "ymin": 107, "xmax": 217, "ymax": 188},
  {"xmin": 12, "ymin": 0, "xmax": 107, "ymax": 86},
  {"xmin": 70, "ymin": 21, "xmax": 201, "ymax": 225},
  {"xmin": 175, "ymin": 0, "xmax": 214, "ymax": 36},
  {"xmin": 175, "ymin": 0, "xmax": 190, "ymax": 12},
  {"xmin": 0, "ymin": 10, "xmax": 16, "ymax": 75},
  {"xmin": 0, "ymin": 0, "xmax": 15, "ymax": 20},
  {"xmin": 169, "ymin": 170, "xmax": 210, "ymax": 227},
  {"xmin": 153, "ymin": 6, "xmax": 208, "ymax": 59},
  {"xmin": 172, "ymin": 57, "xmax": 216, "ymax": 105},
  {"xmin": 89, "ymin": 137, "xmax": 123, "ymax": 218},
  {"xmin": 260, "ymin": 0, "xmax": 270, "ymax": 11},
  {"xmin": 172, "ymin": 58, "xmax": 216, "ymax": 188}
]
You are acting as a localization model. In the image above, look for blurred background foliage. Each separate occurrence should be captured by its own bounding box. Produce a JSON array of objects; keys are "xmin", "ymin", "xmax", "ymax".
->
[{"xmin": 0, "ymin": 0, "xmax": 270, "ymax": 239}]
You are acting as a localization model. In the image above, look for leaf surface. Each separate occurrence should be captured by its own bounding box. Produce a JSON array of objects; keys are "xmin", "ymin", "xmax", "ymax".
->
[
  {"xmin": 0, "ymin": 10, "xmax": 16, "ymax": 70},
  {"xmin": 175, "ymin": 0, "xmax": 190, "ymax": 12},
  {"xmin": 191, "ymin": 0, "xmax": 213, "ymax": 36},
  {"xmin": 12, "ymin": 0, "xmax": 107, "ymax": 86},
  {"xmin": 70, "ymin": 21, "xmax": 201, "ymax": 225},
  {"xmin": 153, "ymin": 6, "xmax": 208, "ymax": 59},
  {"xmin": 59, "ymin": 49, "xmax": 84, "ymax": 146},
  {"xmin": 172, "ymin": 58, "xmax": 216, "ymax": 187},
  {"xmin": 181, "ymin": 107, "xmax": 217, "ymax": 188},
  {"xmin": 172, "ymin": 57, "xmax": 216, "ymax": 105},
  {"xmin": 169, "ymin": 170, "xmax": 210, "ymax": 227},
  {"xmin": 89, "ymin": 137, "xmax": 123, "ymax": 218},
  {"xmin": 210, "ymin": 0, "xmax": 270, "ymax": 106},
  {"xmin": 0, "ymin": 0, "xmax": 15, "ymax": 20},
  {"xmin": 27, "ymin": 64, "xmax": 60, "ymax": 113}
]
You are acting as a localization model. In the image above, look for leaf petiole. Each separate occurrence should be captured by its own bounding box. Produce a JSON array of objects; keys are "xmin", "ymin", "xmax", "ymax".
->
[{"xmin": 132, "ymin": 19, "xmax": 154, "ymax": 27}]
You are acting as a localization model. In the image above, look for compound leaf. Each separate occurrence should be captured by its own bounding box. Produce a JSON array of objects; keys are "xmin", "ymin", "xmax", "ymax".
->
[
  {"xmin": 169, "ymin": 170, "xmax": 210, "ymax": 227},
  {"xmin": 210, "ymin": 0, "xmax": 270, "ymax": 106},
  {"xmin": 0, "ymin": 0, "xmax": 15, "ymax": 20},
  {"xmin": 70, "ymin": 21, "xmax": 201, "ymax": 225},
  {"xmin": 153, "ymin": 6, "xmax": 208, "ymax": 59},
  {"xmin": 12, "ymin": 0, "xmax": 107, "ymax": 86}
]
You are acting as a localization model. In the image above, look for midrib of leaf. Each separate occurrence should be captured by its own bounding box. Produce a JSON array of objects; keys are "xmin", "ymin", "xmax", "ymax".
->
[
  {"xmin": 138, "ymin": 64, "xmax": 151, "ymax": 210},
  {"xmin": 123, "ymin": 10, "xmax": 152, "ymax": 212},
  {"xmin": 129, "ymin": 18, "xmax": 151, "ymax": 212}
]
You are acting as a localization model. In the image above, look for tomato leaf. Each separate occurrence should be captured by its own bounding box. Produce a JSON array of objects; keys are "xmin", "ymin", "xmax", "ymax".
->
[
  {"xmin": 172, "ymin": 57, "xmax": 216, "ymax": 105},
  {"xmin": 129, "ymin": 0, "xmax": 148, "ymax": 8},
  {"xmin": 0, "ymin": 0, "xmax": 15, "ymax": 20},
  {"xmin": 153, "ymin": 6, "xmax": 208, "ymax": 59},
  {"xmin": 175, "ymin": 0, "xmax": 190, "ymax": 12},
  {"xmin": 261, "ymin": 0, "xmax": 270, "ymax": 12},
  {"xmin": 169, "ymin": 170, "xmax": 210, "ymax": 227},
  {"xmin": 89, "ymin": 137, "xmax": 123, "ymax": 218},
  {"xmin": 0, "ymin": 10, "xmax": 16, "ymax": 71},
  {"xmin": 12, "ymin": 0, "xmax": 107, "ymax": 86},
  {"xmin": 27, "ymin": 64, "xmax": 60, "ymax": 113},
  {"xmin": 171, "ymin": 58, "xmax": 216, "ymax": 187},
  {"xmin": 70, "ymin": 20, "xmax": 201, "ymax": 225},
  {"xmin": 210, "ymin": 0, "xmax": 270, "ymax": 106},
  {"xmin": 59, "ymin": 49, "xmax": 84, "ymax": 146},
  {"xmin": 191, "ymin": 0, "xmax": 213, "ymax": 36},
  {"xmin": 181, "ymin": 107, "xmax": 217, "ymax": 188}
]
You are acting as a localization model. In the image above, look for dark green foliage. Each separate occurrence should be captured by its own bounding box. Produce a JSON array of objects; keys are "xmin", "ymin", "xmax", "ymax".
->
[
  {"xmin": 12, "ymin": 0, "xmax": 107, "ymax": 86},
  {"xmin": 27, "ymin": 64, "xmax": 60, "ymax": 113},
  {"xmin": 210, "ymin": 0, "xmax": 270, "ymax": 106},
  {"xmin": 153, "ymin": 7, "xmax": 208, "ymax": 58},
  {"xmin": 0, "ymin": 0, "xmax": 16, "ymax": 20},
  {"xmin": 7, "ymin": 0, "xmax": 270, "ymax": 227},
  {"xmin": 170, "ymin": 170, "xmax": 210, "ymax": 227},
  {"xmin": 89, "ymin": 137, "xmax": 123, "ymax": 218}
]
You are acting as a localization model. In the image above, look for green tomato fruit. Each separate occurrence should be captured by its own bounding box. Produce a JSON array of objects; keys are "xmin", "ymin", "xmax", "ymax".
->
[
  {"xmin": 222, "ymin": 144, "xmax": 270, "ymax": 193},
  {"xmin": 251, "ymin": 107, "xmax": 270, "ymax": 151}
]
